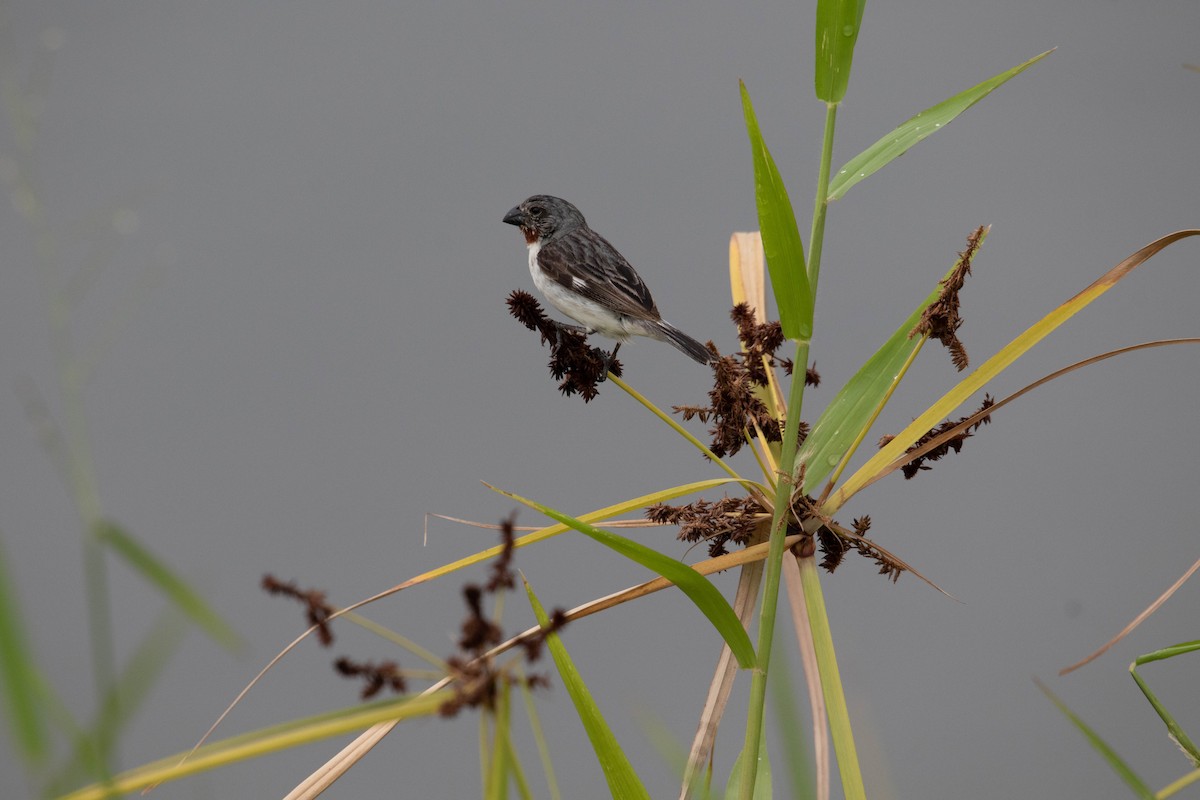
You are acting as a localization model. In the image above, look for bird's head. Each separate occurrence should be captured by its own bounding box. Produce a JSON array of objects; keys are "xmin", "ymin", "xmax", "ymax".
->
[{"xmin": 502, "ymin": 195, "xmax": 586, "ymax": 245}]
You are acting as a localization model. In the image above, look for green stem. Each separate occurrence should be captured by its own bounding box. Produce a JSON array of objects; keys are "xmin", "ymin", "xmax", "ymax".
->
[
  {"xmin": 799, "ymin": 99, "xmax": 866, "ymax": 798},
  {"xmin": 4, "ymin": 65, "xmax": 117, "ymax": 765},
  {"xmin": 607, "ymin": 373, "xmax": 741, "ymax": 481},
  {"xmin": 1131, "ymin": 644, "xmax": 1200, "ymax": 765},
  {"xmin": 797, "ymin": 556, "xmax": 865, "ymax": 799},
  {"xmin": 739, "ymin": 100, "xmax": 844, "ymax": 800},
  {"xmin": 806, "ymin": 104, "xmax": 838, "ymax": 294},
  {"xmin": 59, "ymin": 248, "xmax": 120, "ymax": 783},
  {"xmin": 737, "ymin": 338, "xmax": 809, "ymax": 800}
]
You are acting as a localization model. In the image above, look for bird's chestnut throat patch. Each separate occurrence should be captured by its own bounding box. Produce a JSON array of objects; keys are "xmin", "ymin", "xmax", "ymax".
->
[{"xmin": 521, "ymin": 227, "xmax": 538, "ymax": 245}]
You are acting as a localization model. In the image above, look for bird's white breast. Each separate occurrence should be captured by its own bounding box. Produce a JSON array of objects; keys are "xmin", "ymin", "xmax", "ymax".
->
[
  {"xmin": 526, "ymin": 240, "xmax": 546, "ymax": 290},
  {"xmin": 526, "ymin": 240, "xmax": 631, "ymax": 339}
]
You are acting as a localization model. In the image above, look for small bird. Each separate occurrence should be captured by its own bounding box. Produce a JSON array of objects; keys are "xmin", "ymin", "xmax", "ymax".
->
[{"xmin": 503, "ymin": 195, "xmax": 712, "ymax": 365}]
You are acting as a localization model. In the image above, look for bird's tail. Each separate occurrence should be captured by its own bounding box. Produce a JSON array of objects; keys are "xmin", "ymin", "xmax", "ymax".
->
[{"xmin": 656, "ymin": 321, "xmax": 713, "ymax": 365}]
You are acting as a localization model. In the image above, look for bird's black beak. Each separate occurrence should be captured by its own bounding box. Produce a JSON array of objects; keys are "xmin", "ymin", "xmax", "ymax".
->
[{"xmin": 502, "ymin": 206, "xmax": 523, "ymax": 227}]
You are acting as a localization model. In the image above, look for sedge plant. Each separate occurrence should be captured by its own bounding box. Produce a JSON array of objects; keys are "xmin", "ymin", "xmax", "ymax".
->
[{"xmin": 48, "ymin": 1, "xmax": 1200, "ymax": 798}]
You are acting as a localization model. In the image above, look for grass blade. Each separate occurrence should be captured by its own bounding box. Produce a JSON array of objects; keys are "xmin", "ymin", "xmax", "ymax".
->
[
  {"xmin": 795, "ymin": 556, "xmax": 865, "ymax": 799},
  {"xmin": 1034, "ymin": 677, "xmax": 1155, "ymax": 799},
  {"xmin": 517, "ymin": 668, "xmax": 563, "ymax": 800},
  {"xmin": 97, "ymin": 519, "xmax": 242, "ymax": 651},
  {"xmin": 0, "ymin": 533, "xmax": 48, "ymax": 763},
  {"xmin": 725, "ymin": 719, "xmax": 773, "ymax": 800},
  {"xmin": 768, "ymin": 640, "xmax": 815, "ymax": 800},
  {"xmin": 493, "ymin": 485, "xmax": 756, "ymax": 669},
  {"xmin": 1131, "ymin": 642, "xmax": 1200, "ymax": 767},
  {"xmin": 61, "ymin": 690, "xmax": 455, "ymax": 799},
  {"xmin": 796, "ymin": 229, "xmax": 987, "ymax": 491},
  {"xmin": 405, "ymin": 478, "xmax": 759, "ymax": 592},
  {"xmin": 828, "ymin": 49, "xmax": 1052, "ymax": 201},
  {"xmin": 826, "ymin": 230, "xmax": 1200, "ymax": 512},
  {"xmin": 814, "ymin": 0, "xmax": 866, "ymax": 103},
  {"xmin": 525, "ymin": 577, "xmax": 651, "ymax": 800},
  {"xmin": 44, "ymin": 608, "xmax": 190, "ymax": 797},
  {"xmin": 740, "ymin": 81, "xmax": 812, "ymax": 341}
]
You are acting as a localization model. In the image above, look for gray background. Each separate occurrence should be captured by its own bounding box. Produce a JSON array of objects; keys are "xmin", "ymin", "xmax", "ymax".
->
[{"xmin": 2, "ymin": 1, "xmax": 1198, "ymax": 798}]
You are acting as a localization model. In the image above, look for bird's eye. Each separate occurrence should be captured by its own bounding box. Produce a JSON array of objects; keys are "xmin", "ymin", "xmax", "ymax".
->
[{"xmin": 528, "ymin": 205, "xmax": 543, "ymax": 218}]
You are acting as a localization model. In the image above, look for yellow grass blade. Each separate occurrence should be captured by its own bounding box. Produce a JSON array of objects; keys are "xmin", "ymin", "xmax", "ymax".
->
[
  {"xmin": 825, "ymin": 230, "xmax": 1199, "ymax": 513},
  {"xmin": 407, "ymin": 478, "xmax": 763, "ymax": 590},
  {"xmin": 62, "ymin": 691, "xmax": 455, "ymax": 799}
]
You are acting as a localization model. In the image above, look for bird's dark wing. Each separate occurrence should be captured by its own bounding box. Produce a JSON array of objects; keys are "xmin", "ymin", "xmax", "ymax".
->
[{"xmin": 537, "ymin": 228, "xmax": 661, "ymax": 320}]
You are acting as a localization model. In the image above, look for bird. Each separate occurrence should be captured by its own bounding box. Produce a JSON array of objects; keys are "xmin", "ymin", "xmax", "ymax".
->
[{"xmin": 502, "ymin": 195, "xmax": 712, "ymax": 365}]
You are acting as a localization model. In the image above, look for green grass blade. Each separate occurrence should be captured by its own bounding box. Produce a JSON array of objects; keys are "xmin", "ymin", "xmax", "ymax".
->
[
  {"xmin": 726, "ymin": 715, "xmax": 773, "ymax": 800},
  {"xmin": 1131, "ymin": 642, "xmax": 1200, "ymax": 767},
  {"xmin": 636, "ymin": 713, "xmax": 713, "ymax": 800},
  {"xmin": 814, "ymin": 0, "xmax": 866, "ymax": 103},
  {"xmin": 1133, "ymin": 640, "xmax": 1200, "ymax": 667},
  {"xmin": 517, "ymin": 668, "xmax": 563, "ymax": 800},
  {"xmin": 797, "ymin": 557, "xmax": 865, "ymax": 799},
  {"xmin": 479, "ymin": 714, "xmax": 490, "ymax": 795},
  {"xmin": 504, "ymin": 726, "xmax": 534, "ymax": 800},
  {"xmin": 769, "ymin": 643, "xmax": 815, "ymax": 800},
  {"xmin": 494, "ymin": 486, "xmax": 756, "ymax": 670},
  {"xmin": 525, "ymin": 577, "xmax": 651, "ymax": 800},
  {"xmin": 0, "ymin": 533, "xmax": 49, "ymax": 764},
  {"xmin": 607, "ymin": 373, "xmax": 743, "ymax": 479},
  {"xmin": 1034, "ymin": 677, "xmax": 1155, "ymax": 799},
  {"xmin": 407, "ymin": 478, "xmax": 760, "ymax": 595},
  {"xmin": 97, "ymin": 519, "xmax": 243, "ymax": 651},
  {"xmin": 487, "ymin": 680, "xmax": 513, "ymax": 800},
  {"xmin": 44, "ymin": 608, "xmax": 190, "ymax": 797},
  {"xmin": 827, "ymin": 230, "xmax": 1200, "ymax": 512},
  {"xmin": 797, "ymin": 278, "xmax": 933, "ymax": 491},
  {"xmin": 797, "ymin": 228, "xmax": 986, "ymax": 492},
  {"xmin": 740, "ymin": 81, "xmax": 812, "ymax": 341},
  {"xmin": 828, "ymin": 49, "xmax": 1052, "ymax": 201}
]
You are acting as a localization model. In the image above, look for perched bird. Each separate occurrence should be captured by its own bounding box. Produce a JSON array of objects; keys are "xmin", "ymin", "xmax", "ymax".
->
[{"xmin": 503, "ymin": 195, "xmax": 712, "ymax": 365}]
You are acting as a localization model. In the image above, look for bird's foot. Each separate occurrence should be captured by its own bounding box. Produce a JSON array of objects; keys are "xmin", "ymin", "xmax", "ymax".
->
[
  {"xmin": 598, "ymin": 342, "xmax": 621, "ymax": 381},
  {"xmin": 553, "ymin": 321, "xmax": 588, "ymax": 350}
]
